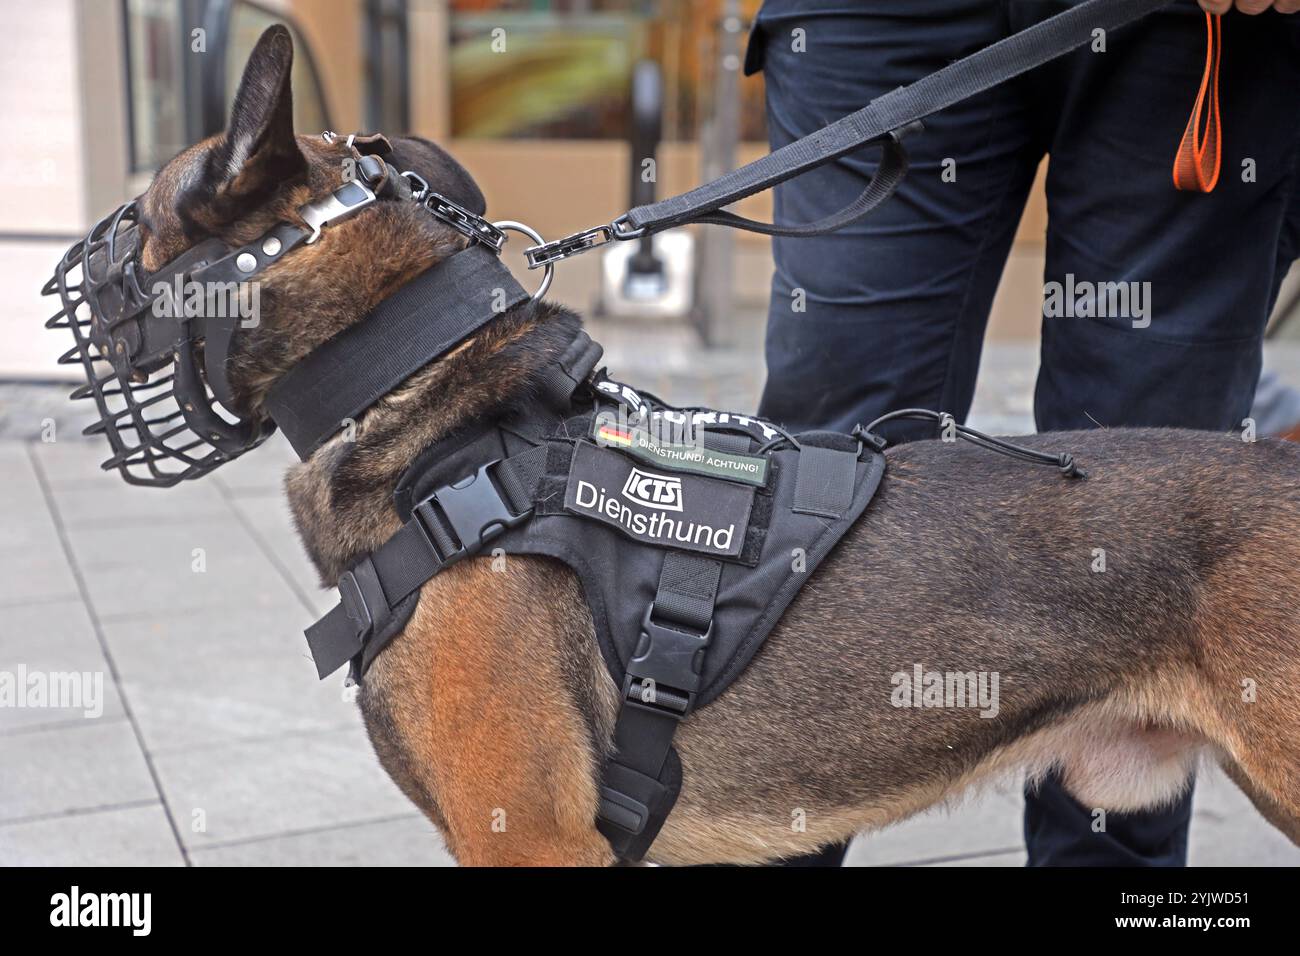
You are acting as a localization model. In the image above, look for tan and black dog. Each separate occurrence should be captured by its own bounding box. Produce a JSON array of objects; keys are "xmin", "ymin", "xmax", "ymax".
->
[{"xmin": 131, "ymin": 27, "xmax": 1300, "ymax": 865}]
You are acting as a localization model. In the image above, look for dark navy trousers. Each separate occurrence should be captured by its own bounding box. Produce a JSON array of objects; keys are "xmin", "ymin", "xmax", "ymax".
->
[{"xmin": 746, "ymin": 1, "xmax": 1300, "ymax": 866}]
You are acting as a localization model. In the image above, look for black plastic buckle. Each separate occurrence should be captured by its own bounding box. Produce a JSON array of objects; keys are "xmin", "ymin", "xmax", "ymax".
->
[
  {"xmin": 413, "ymin": 461, "xmax": 530, "ymax": 563},
  {"xmin": 622, "ymin": 606, "xmax": 713, "ymax": 718},
  {"xmin": 337, "ymin": 569, "xmax": 374, "ymax": 642},
  {"xmin": 851, "ymin": 423, "xmax": 889, "ymax": 455},
  {"xmin": 598, "ymin": 786, "xmax": 650, "ymax": 837}
]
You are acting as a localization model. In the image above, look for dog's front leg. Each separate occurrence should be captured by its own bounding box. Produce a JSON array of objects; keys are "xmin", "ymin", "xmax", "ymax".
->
[
  {"xmin": 430, "ymin": 683, "xmax": 615, "ymax": 868},
  {"xmin": 363, "ymin": 558, "xmax": 618, "ymax": 867}
]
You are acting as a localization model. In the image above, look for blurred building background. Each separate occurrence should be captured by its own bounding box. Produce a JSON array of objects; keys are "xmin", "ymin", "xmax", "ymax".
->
[
  {"xmin": 1, "ymin": 0, "xmax": 1102, "ymax": 388},
  {"xmin": 2, "ymin": 0, "xmax": 1298, "ymax": 384}
]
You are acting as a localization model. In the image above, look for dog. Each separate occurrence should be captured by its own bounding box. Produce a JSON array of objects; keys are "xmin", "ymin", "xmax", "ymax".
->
[{"xmin": 122, "ymin": 26, "xmax": 1300, "ymax": 865}]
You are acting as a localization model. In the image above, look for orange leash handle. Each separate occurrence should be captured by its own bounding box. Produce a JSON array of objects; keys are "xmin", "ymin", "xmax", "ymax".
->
[{"xmin": 1173, "ymin": 11, "xmax": 1222, "ymax": 193}]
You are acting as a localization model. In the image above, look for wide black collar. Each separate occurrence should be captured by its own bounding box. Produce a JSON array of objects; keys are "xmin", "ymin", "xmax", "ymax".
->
[{"xmin": 263, "ymin": 243, "xmax": 529, "ymax": 459}]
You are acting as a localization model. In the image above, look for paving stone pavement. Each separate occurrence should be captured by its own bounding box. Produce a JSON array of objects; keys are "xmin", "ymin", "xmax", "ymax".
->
[{"xmin": 2, "ymin": 337, "xmax": 1299, "ymax": 866}]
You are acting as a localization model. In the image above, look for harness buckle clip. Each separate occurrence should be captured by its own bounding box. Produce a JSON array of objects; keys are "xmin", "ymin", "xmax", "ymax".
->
[
  {"xmin": 622, "ymin": 606, "xmax": 713, "ymax": 718},
  {"xmin": 414, "ymin": 461, "xmax": 530, "ymax": 563},
  {"xmin": 337, "ymin": 567, "xmax": 375, "ymax": 642}
]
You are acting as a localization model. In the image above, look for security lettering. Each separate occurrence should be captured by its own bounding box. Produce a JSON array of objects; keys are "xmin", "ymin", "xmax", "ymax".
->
[
  {"xmin": 593, "ymin": 378, "xmax": 781, "ymax": 443},
  {"xmin": 565, "ymin": 442, "xmax": 753, "ymax": 557}
]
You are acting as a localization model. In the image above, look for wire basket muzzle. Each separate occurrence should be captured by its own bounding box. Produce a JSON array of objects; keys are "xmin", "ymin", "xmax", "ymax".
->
[{"xmin": 42, "ymin": 202, "xmax": 272, "ymax": 487}]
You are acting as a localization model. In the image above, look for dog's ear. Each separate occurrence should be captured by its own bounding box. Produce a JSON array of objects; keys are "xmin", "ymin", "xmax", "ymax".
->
[{"xmin": 205, "ymin": 25, "xmax": 306, "ymax": 206}]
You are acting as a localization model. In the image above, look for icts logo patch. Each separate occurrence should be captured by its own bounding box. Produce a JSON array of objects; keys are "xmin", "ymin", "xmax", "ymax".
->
[
  {"xmin": 622, "ymin": 468, "xmax": 683, "ymax": 511},
  {"xmin": 565, "ymin": 441, "xmax": 754, "ymax": 557}
]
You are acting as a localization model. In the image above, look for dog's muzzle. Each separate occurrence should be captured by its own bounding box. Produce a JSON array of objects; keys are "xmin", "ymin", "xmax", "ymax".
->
[
  {"xmin": 42, "ymin": 133, "xmax": 549, "ymax": 487},
  {"xmin": 42, "ymin": 200, "xmax": 273, "ymax": 486}
]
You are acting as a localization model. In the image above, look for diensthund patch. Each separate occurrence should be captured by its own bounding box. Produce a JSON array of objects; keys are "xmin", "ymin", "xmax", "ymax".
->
[
  {"xmin": 592, "ymin": 412, "xmax": 769, "ymax": 487},
  {"xmin": 564, "ymin": 441, "xmax": 754, "ymax": 557}
]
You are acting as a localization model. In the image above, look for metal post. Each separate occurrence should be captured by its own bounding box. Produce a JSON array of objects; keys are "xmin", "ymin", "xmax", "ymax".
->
[
  {"xmin": 693, "ymin": 0, "xmax": 743, "ymax": 346},
  {"xmin": 364, "ymin": 0, "xmax": 411, "ymax": 134},
  {"xmin": 628, "ymin": 60, "xmax": 664, "ymax": 283},
  {"xmin": 185, "ymin": 0, "xmax": 230, "ymax": 143}
]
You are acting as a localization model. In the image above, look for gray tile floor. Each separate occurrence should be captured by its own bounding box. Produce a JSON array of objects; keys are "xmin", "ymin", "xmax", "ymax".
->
[{"xmin": 2, "ymin": 337, "xmax": 1299, "ymax": 866}]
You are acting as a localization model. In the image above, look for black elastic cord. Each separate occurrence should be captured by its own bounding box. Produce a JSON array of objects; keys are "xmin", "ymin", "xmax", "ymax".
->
[{"xmin": 857, "ymin": 409, "xmax": 1087, "ymax": 479}]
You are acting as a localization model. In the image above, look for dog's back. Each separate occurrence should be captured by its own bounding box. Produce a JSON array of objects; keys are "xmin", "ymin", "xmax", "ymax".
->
[{"xmin": 657, "ymin": 429, "xmax": 1300, "ymax": 863}]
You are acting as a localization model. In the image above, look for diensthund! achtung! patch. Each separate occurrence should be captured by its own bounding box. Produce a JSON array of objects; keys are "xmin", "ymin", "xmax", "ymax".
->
[{"xmin": 592, "ymin": 411, "xmax": 770, "ymax": 487}]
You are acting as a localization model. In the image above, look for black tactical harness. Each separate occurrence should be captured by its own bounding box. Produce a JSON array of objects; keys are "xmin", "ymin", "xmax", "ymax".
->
[
  {"xmin": 275, "ymin": 294, "xmax": 888, "ymax": 857},
  {"xmin": 270, "ymin": 233, "xmax": 1083, "ymax": 860}
]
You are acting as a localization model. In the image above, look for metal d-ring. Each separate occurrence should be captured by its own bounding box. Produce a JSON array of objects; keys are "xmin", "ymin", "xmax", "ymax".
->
[{"xmin": 492, "ymin": 221, "xmax": 554, "ymax": 301}]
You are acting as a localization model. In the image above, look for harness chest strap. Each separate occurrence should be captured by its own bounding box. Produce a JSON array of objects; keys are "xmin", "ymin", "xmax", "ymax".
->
[
  {"xmin": 304, "ymin": 332, "xmax": 605, "ymax": 677},
  {"xmin": 304, "ymin": 432, "xmax": 733, "ymax": 859},
  {"xmin": 305, "ymin": 444, "xmax": 550, "ymax": 679},
  {"xmin": 596, "ymin": 551, "xmax": 722, "ymax": 858}
]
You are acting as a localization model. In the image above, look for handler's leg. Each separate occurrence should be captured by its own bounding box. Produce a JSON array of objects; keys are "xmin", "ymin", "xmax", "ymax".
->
[
  {"xmin": 751, "ymin": 0, "xmax": 1046, "ymax": 445},
  {"xmin": 748, "ymin": 0, "xmax": 1045, "ymax": 865},
  {"xmin": 1029, "ymin": 5, "xmax": 1300, "ymax": 865}
]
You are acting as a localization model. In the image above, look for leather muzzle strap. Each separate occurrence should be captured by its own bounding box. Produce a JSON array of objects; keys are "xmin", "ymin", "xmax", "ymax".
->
[{"xmin": 265, "ymin": 244, "xmax": 529, "ymax": 459}]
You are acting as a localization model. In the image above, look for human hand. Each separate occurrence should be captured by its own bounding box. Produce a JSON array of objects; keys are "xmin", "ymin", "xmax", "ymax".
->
[{"xmin": 1198, "ymin": 1, "xmax": 1300, "ymax": 14}]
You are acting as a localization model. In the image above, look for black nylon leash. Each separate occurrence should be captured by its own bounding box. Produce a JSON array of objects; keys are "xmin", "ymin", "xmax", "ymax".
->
[{"xmin": 524, "ymin": 0, "xmax": 1173, "ymax": 268}]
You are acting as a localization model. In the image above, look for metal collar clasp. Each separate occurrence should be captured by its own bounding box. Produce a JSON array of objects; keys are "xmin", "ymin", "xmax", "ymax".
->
[
  {"xmin": 523, "ymin": 215, "xmax": 645, "ymax": 270},
  {"xmin": 400, "ymin": 172, "xmax": 553, "ymax": 299},
  {"xmin": 401, "ymin": 171, "xmax": 511, "ymax": 254},
  {"xmin": 298, "ymin": 180, "xmax": 378, "ymax": 244}
]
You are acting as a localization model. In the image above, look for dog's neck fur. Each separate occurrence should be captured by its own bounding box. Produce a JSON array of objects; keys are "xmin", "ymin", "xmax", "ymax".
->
[{"xmin": 280, "ymin": 275, "xmax": 584, "ymax": 588}]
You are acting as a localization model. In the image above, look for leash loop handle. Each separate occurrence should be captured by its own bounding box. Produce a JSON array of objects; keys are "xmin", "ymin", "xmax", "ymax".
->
[
  {"xmin": 682, "ymin": 129, "xmax": 911, "ymax": 239},
  {"xmin": 1173, "ymin": 11, "xmax": 1222, "ymax": 193}
]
